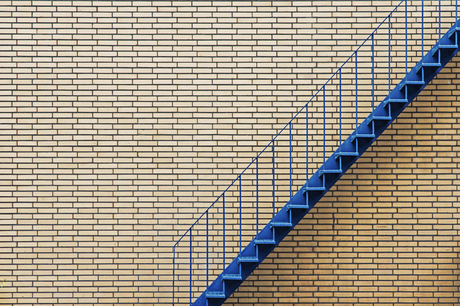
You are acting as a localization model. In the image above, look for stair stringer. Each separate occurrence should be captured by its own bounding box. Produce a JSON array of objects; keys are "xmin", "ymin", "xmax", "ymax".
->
[{"xmin": 192, "ymin": 19, "xmax": 460, "ymax": 306}]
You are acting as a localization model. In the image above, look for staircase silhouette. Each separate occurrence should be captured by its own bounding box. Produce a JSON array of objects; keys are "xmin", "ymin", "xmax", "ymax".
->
[{"xmin": 173, "ymin": 2, "xmax": 460, "ymax": 306}]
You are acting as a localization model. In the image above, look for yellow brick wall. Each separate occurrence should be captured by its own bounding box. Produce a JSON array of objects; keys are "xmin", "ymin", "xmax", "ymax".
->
[{"xmin": 0, "ymin": 1, "xmax": 458, "ymax": 306}]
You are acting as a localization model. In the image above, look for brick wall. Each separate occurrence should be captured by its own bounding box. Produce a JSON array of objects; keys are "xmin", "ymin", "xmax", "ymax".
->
[{"xmin": 0, "ymin": 1, "xmax": 458, "ymax": 306}]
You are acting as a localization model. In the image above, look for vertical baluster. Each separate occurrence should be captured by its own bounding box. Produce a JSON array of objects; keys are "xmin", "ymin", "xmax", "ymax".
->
[
  {"xmin": 389, "ymin": 15, "xmax": 391, "ymax": 96},
  {"xmin": 339, "ymin": 69, "xmax": 342, "ymax": 147},
  {"xmin": 289, "ymin": 122, "xmax": 292, "ymax": 199},
  {"xmin": 372, "ymin": 34, "xmax": 375, "ymax": 110},
  {"xmin": 323, "ymin": 87, "xmax": 326, "ymax": 165},
  {"xmin": 355, "ymin": 52, "xmax": 358, "ymax": 132},
  {"xmin": 223, "ymin": 193, "xmax": 225, "ymax": 272},
  {"xmin": 422, "ymin": 0, "xmax": 424, "ymax": 56},
  {"xmin": 405, "ymin": 0, "xmax": 408, "ymax": 77},
  {"xmin": 272, "ymin": 141, "xmax": 275, "ymax": 219},
  {"xmin": 190, "ymin": 230, "xmax": 192, "ymax": 306},
  {"xmin": 239, "ymin": 176, "xmax": 242, "ymax": 254},
  {"xmin": 439, "ymin": 0, "xmax": 441, "ymax": 42},
  {"xmin": 206, "ymin": 210, "xmax": 209, "ymax": 288},
  {"xmin": 306, "ymin": 105, "xmax": 308, "ymax": 181},
  {"xmin": 256, "ymin": 157, "xmax": 259, "ymax": 237}
]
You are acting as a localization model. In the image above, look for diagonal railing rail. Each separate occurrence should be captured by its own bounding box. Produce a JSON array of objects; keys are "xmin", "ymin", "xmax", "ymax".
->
[{"xmin": 171, "ymin": 1, "xmax": 459, "ymax": 305}]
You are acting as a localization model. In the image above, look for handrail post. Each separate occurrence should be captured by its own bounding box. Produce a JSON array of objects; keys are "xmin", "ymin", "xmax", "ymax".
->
[
  {"xmin": 190, "ymin": 230, "xmax": 192, "ymax": 306},
  {"xmin": 372, "ymin": 34, "xmax": 375, "ymax": 110},
  {"xmin": 173, "ymin": 245, "xmax": 175, "ymax": 306},
  {"xmin": 405, "ymin": 0, "xmax": 407, "ymax": 77},
  {"xmin": 239, "ymin": 176, "xmax": 242, "ymax": 254},
  {"xmin": 289, "ymin": 122, "xmax": 292, "ymax": 199},
  {"xmin": 272, "ymin": 141, "xmax": 275, "ymax": 219},
  {"xmin": 206, "ymin": 210, "xmax": 209, "ymax": 288},
  {"xmin": 339, "ymin": 69, "xmax": 342, "ymax": 147},
  {"xmin": 306, "ymin": 104, "xmax": 308, "ymax": 182},
  {"xmin": 422, "ymin": 0, "xmax": 424, "ymax": 56},
  {"xmin": 223, "ymin": 193, "xmax": 225, "ymax": 272},
  {"xmin": 388, "ymin": 15, "xmax": 391, "ymax": 96},
  {"xmin": 256, "ymin": 157, "xmax": 259, "ymax": 238},
  {"xmin": 355, "ymin": 52, "xmax": 358, "ymax": 132},
  {"xmin": 323, "ymin": 87, "xmax": 326, "ymax": 165},
  {"xmin": 439, "ymin": 0, "xmax": 441, "ymax": 42}
]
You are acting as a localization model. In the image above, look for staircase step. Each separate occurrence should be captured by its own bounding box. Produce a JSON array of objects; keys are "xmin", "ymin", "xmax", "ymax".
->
[
  {"xmin": 436, "ymin": 44, "xmax": 458, "ymax": 50},
  {"xmin": 206, "ymin": 291, "xmax": 226, "ymax": 299},
  {"xmin": 351, "ymin": 134, "xmax": 375, "ymax": 142},
  {"xmin": 286, "ymin": 204, "xmax": 309, "ymax": 211},
  {"xmin": 399, "ymin": 80, "xmax": 425, "ymax": 90},
  {"xmin": 238, "ymin": 256, "xmax": 259, "ymax": 263},
  {"xmin": 270, "ymin": 221, "xmax": 293, "ymax": 228},
  {"xmin": 422, "ymin": 62, "xmax": 441, "ymax": 67},
  {"xmin": 383, "ymin": 98, "xmax": 408, "ymax": 106},
  {"xmin": 432, "ymin": 44, "xmax": 458, "ymax": 56},
  {"xmin": 319, "ymin": 169, "xmax": 343, "ymax": 176},
  {"xmin": 416, "ymin": 61, "xmax": 441, "ymax": 73},
  {"xmin": 303, "ymin": 186, "xmax": 326, "ymax": 192},
  {"xmin": 371, "ymin": 116, "xmax": 392, "ymax": 121},
  {"xmin": 254, "ymin": 239, "xmax": 276, "ymax": 245},
  {"xmin": 366, "ymin": 116, "xmax": 392, "ymax": 125},
  {"xmin": 335, "ymin": 151, "xmax": 359, "ymax": 159},
  {"xmin": 222, "ymin": 274, "xmax": 243, "ymax": 281}
]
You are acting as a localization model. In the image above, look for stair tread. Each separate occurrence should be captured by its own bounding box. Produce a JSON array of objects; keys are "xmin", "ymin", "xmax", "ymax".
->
[
  {"xmin": 367, "ymin": 116, "xmax": 392, "ymax": 125},
  {"xmin": 372, "ymin": 116, "xmax": 392, "ymax": 120},
  {"xmin": 352, "ymin": 134, "xmax": 375, "ymax": 141},
  {"xmin": 222, "ymin": 274, "xmax": 243, "ymax": 281},
  {"xmin": 238, "ymin": 256, "xmax": 259, "ymax": 263},
  {"xmin": 303, "ymin": 186, "xmax": 326, "ymax": 191},
  {"xmin": 402, "ymin": 80, "xmax": 425, "ymax": 85},
  {"xmin": 270, "ymin": 221, "xmax": 293, "ymax": 227},
  {"xmin": 385, "ymin": 98, "xmax": 408, "ymax": 102},
  {"xmin": 206, "ymin": 291, "xmax": 226, "ymax": 299},
  {"xmin": 335, "ymin": 151, "xmax": 360, "ymax": 160},
  {"xmin": 337, "ymin": 151, "xmax": 359, "ymax": 156},
  {"xmin": 438, "ymin": 44, "xmax": 458, "ymax": 48},
  {"xmin": 254, "ymin": 239, "xmax": 276, "ymax": 245},
  {"xmin": 287, "ymin": 204, "xmax": 309, "ymax": 210},
  {"xmin": 355, "ymin": 133, "xmax": 375, "ymax": 137},
  {"xmin": 383, "ymin": 98, "xmax": 408, "ymax": 106},
  {"xmin": 404, "ymin": 81, "xmax": 425, "ymax": 84},
  {"xmin": 319, "ymin": 169, "xmax": 343, "ymax": 174},
  {"xmin": 422, "ymin": 62, "xmax": 441, "ymax": 67}
]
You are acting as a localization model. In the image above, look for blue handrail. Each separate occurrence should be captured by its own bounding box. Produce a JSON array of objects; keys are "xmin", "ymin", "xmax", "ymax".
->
[{"xmin": 172, "ymin": 1, "xmax": 459, "ymax": 305}]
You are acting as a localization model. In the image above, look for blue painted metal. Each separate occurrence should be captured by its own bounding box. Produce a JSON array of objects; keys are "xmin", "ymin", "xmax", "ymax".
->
[
  {"xmin": 372, "ymin": 34, "xmax": 374, "ymax": 110},
  {"xmin": 239, "ymin": 176, "xmax": 241, "ymax": 254},
  {"xmin": 256, "ymin": 157, "xmax": 258, "ymax": 238},
  {"xmin": 222, "ymin": 193, "xmax": 225, "ymax": 274},
  {"xmin": 172, "ymin": 2, "xmax": 460, "ymax": 306},
  {"xmin": 388, "ymin": 15, "xmax": 391, "ymax": 97},
  {"xmin": 189, "ymin": 230, "xmax": 192, "ymax": 306},
  {"xmin": 272, "ymin": 141, "xmax": 275, "ymax": 220}
]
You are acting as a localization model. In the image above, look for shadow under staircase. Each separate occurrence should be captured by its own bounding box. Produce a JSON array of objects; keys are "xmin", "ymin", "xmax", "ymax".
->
[{"xmin": 173, "ymin": 1, "xmax": 460, "ymax": 305}]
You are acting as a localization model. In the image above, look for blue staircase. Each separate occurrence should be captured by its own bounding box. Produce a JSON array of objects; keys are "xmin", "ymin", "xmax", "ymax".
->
[{"xmin": 173, "ymin": 1, "xmax": 460, "ymax": 306}]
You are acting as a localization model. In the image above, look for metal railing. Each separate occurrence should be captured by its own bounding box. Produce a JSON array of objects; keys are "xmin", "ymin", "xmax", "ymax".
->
[{"xmin": 171, "ymin": 1, "xmax": 459, "ymax": 305}]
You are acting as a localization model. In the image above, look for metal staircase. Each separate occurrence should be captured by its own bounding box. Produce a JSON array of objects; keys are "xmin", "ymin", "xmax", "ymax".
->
[{"xmin": 172, "ymin": 1, "xmax": 460, "ymax": 305}]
